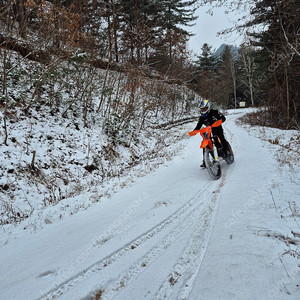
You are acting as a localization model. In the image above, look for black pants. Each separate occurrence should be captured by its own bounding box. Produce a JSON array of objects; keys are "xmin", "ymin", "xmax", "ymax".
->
[{"xmin": 212, "ymin": 126, "xmax": 228, "ymax": 152}]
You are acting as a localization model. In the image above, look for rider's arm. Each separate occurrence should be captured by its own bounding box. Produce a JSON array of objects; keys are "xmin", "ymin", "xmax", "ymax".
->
[
  {"xmin": 216, "ymin": 110, "xmax": 226, "ymax": 123},
  {"xmin": 194, "ymin": 117, "xmax": 203, "ymax": 130}
]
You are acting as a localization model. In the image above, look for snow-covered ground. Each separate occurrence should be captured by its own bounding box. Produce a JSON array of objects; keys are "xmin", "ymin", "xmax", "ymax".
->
[{"xmin": 0, "ymin": 109, "xmax": 299, "ymax": 300}]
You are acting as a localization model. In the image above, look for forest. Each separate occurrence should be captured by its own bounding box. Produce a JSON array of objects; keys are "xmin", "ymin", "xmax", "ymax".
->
[
  {"xmin": 198, "ymin": 0, "xmax": 300, "ymax": 129},
  {"xmin": 1, "ymin": 0, "xmax": 299, "ymax": 135}
]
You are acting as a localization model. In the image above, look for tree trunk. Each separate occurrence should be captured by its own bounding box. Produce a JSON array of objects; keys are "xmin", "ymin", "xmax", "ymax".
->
[
  {"xmin": 2, "ymin": 50, "xmax": 8, "ymax": 146},
  {"xmin": 284, "ymin": 61, "xmax": 290, "ymax": 123},
  {"xmin": 230, "ymin": 59, "xmax": 237, "ymax": 108},
  {"xmin": 17, "ymin": 0, "xmax": 27, "ymax": 38},
  {"xmin": 111, "ymin": 0, "xmax": 119, "ymax": 63}
]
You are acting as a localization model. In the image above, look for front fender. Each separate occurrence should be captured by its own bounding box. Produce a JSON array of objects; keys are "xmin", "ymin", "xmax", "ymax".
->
[{"xmin": 200, "ymin": 139, "xmax": 213, "ymax": 150}]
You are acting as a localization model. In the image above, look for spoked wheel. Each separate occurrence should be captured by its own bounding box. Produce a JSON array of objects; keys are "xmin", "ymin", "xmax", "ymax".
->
[
  {"xmin": 224, "ymin": 143, "xmax": 234, "ymax": 164},
  {"xmin": 204, "ymin": 148, "xmax": 221, "ymax": 180}
]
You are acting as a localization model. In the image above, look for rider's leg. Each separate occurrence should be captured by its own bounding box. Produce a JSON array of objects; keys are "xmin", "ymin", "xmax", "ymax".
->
[{"xmin": 213, "ymin": 127, "xmax": 228, "ymax": 152}]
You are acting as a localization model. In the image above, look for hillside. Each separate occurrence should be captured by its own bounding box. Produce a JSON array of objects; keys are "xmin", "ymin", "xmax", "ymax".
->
[
  {"xmin": 0, "ymin": 44, "xmax": 200, "ymax": 228},
  {"xmin": 0, "ymin": 0, "xmax": 203, "ymax": 236}
]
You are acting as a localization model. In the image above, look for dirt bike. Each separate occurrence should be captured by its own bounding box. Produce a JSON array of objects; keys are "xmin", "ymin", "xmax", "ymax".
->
[{"xmin": 188, "ymin": 119, "xmax": 234, "ymax": 180}]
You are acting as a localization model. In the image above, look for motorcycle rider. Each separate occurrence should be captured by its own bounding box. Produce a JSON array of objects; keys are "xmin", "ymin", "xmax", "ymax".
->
[{"xmin": 194, "ymin": 98, "xmax": 229, "ymax": 168}]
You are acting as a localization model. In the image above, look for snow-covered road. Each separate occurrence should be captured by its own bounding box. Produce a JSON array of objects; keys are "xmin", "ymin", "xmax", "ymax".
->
[{"xmin": 1, "ymin": 110, "xmax": 299, "ymax": 300}]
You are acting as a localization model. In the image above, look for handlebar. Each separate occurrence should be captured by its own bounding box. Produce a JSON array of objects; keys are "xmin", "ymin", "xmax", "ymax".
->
[{"xmin": 188, "ymin": 119, "xmax": 222, "ymax": 136}]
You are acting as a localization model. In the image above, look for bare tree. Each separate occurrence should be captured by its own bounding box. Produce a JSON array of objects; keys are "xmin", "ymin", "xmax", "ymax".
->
[{"xmin": 240, "ymin": 44, "xmax": 256, "ymax": 106}]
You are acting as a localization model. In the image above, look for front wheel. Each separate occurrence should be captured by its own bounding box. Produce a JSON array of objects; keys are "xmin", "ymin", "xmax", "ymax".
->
[
  {"xmin": 204, "ymin": 148, "xmax": 221, "ymax": 180},
  {"xmin": 224, "ymin": 143, "xmax": 234, "ymax": 164}
]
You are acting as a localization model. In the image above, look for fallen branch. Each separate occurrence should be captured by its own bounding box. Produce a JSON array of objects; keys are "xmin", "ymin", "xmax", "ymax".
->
[
  {"xmin": 0, "ymin": 34, "xmax": 49, "ymax": 63},
  {"xmin": 31, "ymin": 150, "xmax": 36, "ymax": 170}
]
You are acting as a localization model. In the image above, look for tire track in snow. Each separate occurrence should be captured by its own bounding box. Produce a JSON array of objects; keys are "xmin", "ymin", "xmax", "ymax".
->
[
  {"xmin": 96, "ymin": 181, "xmax": 220, "ymax": 300},
  {"xmin": 153, "ymin": 175, "xmax": 226, "ymax": 300},
  {"xmin": 37, "ymin": 181, "xmax": 213, "ymax": 300},
  {"xmin": 224, "ymin": 119, "xmax": 238, "ymax": 153}
]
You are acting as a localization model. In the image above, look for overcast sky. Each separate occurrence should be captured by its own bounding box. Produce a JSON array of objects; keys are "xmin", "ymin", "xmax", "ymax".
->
[{"xmin": 187, "ymin": 5, "xmax": 245, "ymax": 56}]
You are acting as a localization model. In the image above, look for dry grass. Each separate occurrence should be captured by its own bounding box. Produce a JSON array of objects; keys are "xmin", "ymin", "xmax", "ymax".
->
[
  {"xmin": 94, "ymin": 290, "xmax": 104, "ymax": 300},
  {"xmin": 237, "ymin": 109, "xmax": 300, "ymax": 130}
]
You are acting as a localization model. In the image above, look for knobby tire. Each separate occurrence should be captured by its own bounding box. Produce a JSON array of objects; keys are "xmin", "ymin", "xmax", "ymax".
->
[
  {"xmin": 204, "ymin": 148, "xmax": 221, "ymax": 180},
  {"xmin": 224, "ymin": 143, "xmax": 234, "ymax": 164}
]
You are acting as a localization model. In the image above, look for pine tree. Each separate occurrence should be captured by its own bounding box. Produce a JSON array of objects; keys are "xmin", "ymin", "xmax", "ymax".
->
[
  {"xmin": 196, "ymin": 43, "xmax": 218, "ymax": 71},
  {"xmin": 118, "ymin": 0, "xmax": 162, "ymax": 63},
  {"xmin": 156, "ymin": 0, "xmax": 198, "ymax": 60},
  {"xmin": 215, "ymin": 45, "xmax": 236, "ymax": 108}
]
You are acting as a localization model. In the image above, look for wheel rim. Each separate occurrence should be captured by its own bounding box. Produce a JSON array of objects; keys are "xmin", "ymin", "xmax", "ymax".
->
[{"xmin": 205, "ymin": 149, "xmax": 221, "ymax": 179}]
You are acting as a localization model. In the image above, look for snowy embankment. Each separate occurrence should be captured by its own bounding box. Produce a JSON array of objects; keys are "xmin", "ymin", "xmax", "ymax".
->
[
  {"xmin": 0, "ymin": 109, "xmax": 299, "ymax": 300},
  {"xmin": 0, "ymin": 103, "xmax": 195, "ymax": 230}
]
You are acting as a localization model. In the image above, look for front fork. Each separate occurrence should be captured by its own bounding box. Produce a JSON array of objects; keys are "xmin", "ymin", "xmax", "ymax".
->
[{"xmin": 211, "ymin": 133, "xmax": 219, "ymax": 161}]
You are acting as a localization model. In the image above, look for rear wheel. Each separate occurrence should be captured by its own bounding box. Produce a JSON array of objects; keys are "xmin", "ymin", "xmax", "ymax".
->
[
  {"xmin": 204, "ymin": 148, "xmax": 221, "ymax": 180},
  {"xmin": 224, "ymin": 143, "xmax": 234, "ymax": 164}
]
